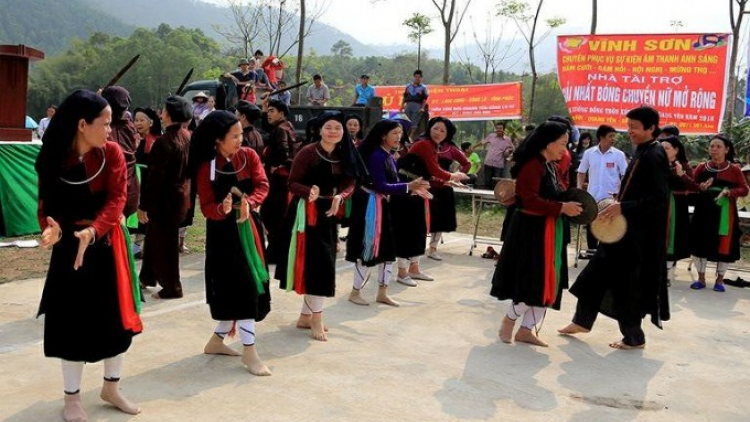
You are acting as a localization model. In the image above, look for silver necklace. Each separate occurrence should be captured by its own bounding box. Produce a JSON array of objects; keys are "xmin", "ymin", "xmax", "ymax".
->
[
  {"xmin": 214, "ymin": 152, "xmax": 247, "ymax": 175},
  {"xmin": 316, "ymin": 145, "xmax": 341, "ymax": 163},
  {"xmin": 59, "ymin": 148, "xmax": 106, "ymax": 185}
]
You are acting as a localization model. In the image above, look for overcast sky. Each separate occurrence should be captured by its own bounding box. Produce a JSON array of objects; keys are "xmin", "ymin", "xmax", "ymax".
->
[{"xmin": 208, "ymin": 0, "xmax": 742, "ymax": 66}]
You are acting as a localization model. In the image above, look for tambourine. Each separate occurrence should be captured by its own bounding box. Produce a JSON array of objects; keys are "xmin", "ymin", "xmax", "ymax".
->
[
  {"xmin": 493, "ymin": 179, "xmax": 516, "ymax": 206},
  {"xmin": 562, "ymin": 188, "xmax": 597, "ymax": 225},
  {"xmin": 590, "ymin": 198, "xmax": 627, "ymax": 243}
]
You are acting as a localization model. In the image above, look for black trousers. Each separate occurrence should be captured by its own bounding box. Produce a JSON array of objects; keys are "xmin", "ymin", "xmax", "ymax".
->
[
  {"xmin": 572, "ymin": 299, "xmax": 645, "ymax": 346},
  {"xmin": 140, "ymin": 219, "xmax": 183, "ymax": 298}
]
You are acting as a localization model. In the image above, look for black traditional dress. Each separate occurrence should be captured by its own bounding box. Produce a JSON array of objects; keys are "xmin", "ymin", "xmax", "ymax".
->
[
  {"xmin": 345, "ymin": 147, "xmax": 406, "ymax": 266},
  {"xmin": 429, "ymin": 141, "xmax": 470, "ymax": 233},
  {"xmin": 666, "ymin": 162, "xmax": 695, "ymax": 262},
  {"xmin": 197, "ymin": 148, "xmax": 271, "ymax": 321},
  {"xmin": 276, "ymin": 143, "xmax": 355, "ymax": 297},
  {"xmin": 491, "ymin": 156, "xmax": 568, "ymax": 310},
  {"xmin": 38, "ymin": 142, "xmax": 142, "ymax": 362},
  {"xmin": 690, "ymin": 162, "xmax": 749, "ymax": 263}
]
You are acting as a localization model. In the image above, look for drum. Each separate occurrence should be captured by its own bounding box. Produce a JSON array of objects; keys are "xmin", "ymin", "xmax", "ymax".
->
[
  {"xmin": 493, "ymin": 178, "xmax": 516, "ymax": 206},
  {"xmin": 562, "ymin": 188, "xmax": 598, "ymax": 225},
  {"xmin": 590, "ymin": 198, "xmax": 627, "ymax": 243}
]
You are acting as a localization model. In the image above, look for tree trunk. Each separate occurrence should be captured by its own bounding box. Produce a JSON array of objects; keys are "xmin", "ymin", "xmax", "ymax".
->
[
  {"xmin": 443, "ymin": 29, "xmax": 450, "ymax": 84},
  {"xmin": 295, "ymin": 0, "xmax": 306, "ymax": 105},
  {"xmin": 417, "ymin": 36, "xmax": 422, "ymax": 70},
  {"xmin": 527, "ymin": 0, "xmax": 544, "ymax": 122},
  {"xmin": 725, "ymin": 0, "xmax": 746, "ymax": 131},
  {"xmin": 590, "ymin": 0, "xmax": 598, "ymax": 34}
]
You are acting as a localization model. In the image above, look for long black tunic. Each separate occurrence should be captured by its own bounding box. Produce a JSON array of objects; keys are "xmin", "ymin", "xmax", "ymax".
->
[{"xmin": 570, "ymin": 140, "xmax": 670, "ymax": 328}]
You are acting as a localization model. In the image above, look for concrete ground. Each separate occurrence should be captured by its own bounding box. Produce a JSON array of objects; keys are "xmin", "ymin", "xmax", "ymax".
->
[{"xmin": 1, "ymin": 233, "xmax": 749, "ymax": 422}]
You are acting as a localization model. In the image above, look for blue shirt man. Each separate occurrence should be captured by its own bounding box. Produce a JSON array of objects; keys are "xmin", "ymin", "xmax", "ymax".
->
[{"xmin": 353, "ymin": 75, "xmax": 375, "ymax": 106}]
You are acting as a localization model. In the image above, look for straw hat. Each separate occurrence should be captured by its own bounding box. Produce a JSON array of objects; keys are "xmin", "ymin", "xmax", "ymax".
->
[{"xmin": 192, "ymin": 91, "xmax": 209, "ymax": 102}]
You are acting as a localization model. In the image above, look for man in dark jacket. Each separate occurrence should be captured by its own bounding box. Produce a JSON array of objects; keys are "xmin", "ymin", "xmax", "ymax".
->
[
  {"xmin": 559, "ymin": 106, "xmax": 670, "ymax": 349},
  {"xmin": 236, "ymin": 100, "xmax": 264, "ymax": 158},
  {"xmin": 138, "ymin": 96, "xmax": 193, "ymax": 299},
  {"xmin": 260, "ymin": 97, "xmax": 297, "ymax": 263}
]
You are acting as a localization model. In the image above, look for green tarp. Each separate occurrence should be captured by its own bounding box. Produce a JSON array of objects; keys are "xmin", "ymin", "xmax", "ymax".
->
[{"xmin": 0, "ymin": 143, "xmax": 41, "ymax": 237}]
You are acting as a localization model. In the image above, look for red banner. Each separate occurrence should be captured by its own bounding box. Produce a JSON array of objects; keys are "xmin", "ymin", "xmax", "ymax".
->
[
  {"xmin": 374, "ymin": 83, "xmax": 523, "ymax": 121},
  {"xmin": 557, "ymin": 33, "xmax": 731, "ymax": 134}
]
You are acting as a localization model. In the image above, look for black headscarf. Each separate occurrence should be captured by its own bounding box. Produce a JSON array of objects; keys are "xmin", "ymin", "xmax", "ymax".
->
[
  {"xmin": 309, "ymin": 110, "xmax": 366, "ymax": 179},
  {"xmin": 510, "ymin": 121, "xmax": 569, "ymax": 179},
  {"xmin": 165, "ymin": 95, "xmax": 193, "ymax": 123},
  {"xmin": 36, "ymin": 89, "xmax": 109, "ymax": 201},
  {"xmin": 133, "ymin": 107, "xmax": 162, "ymax": 136},
  {"xmin": 419, "ymin": 116, "xmax": 457, "ymax": 147},
  {"xmin": 659, "ymin": 135, "xmax": 689, "ymax": 164},
  {"xmin": 101, "ymin": 86, "xmax": 131, "ymax": 120},
  {"xmin": 358, "ymin": 119, "xmax": 401, "ymax": 164},
  {"xmin": 188, "ymin": 110, "xmax": 240, "ymax": 176}
]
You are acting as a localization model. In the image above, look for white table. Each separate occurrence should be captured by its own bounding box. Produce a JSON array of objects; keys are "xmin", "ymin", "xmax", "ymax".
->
[{"xmin": 453, "ymin": 187, "xmax": 504, "ymax": 255}]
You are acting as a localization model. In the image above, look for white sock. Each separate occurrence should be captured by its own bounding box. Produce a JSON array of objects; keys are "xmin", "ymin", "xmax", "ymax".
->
[
  {"xmin": 717, "ymin": 262, "xmax": 729, "ymax": 277},
  {"xmin": 506, "ymin": 302, "xmax": 528, "ymax": 321},
  {"xmin": 214, "ymin": 320, "xmax": 234, "ymax": 339},
  {"xmin": 302, "ymin": 295, "xmax": 325, "ymax": 314},
  {"xmin": 429, "ymin": 232, "xmax": 442, "ymax": 248},
  {"xmin": 353, "ymin": 261, "xmax": 369, "ymax": 290},
  {"xmin": 62, "ymin": 360, "xmax": 84, "ymax": 394},
  {"xmin": 103, "ymin": 354, "xmax": 123, "ymax": 381},
  {"xmin": 237, "ymin": 319, "xmax": 256, "ymax": 346},
  {"xmin": 692, "ymin": 256, "xmax": 708, "ymax": 273},
  {"xmin": 378, "ymin": 262, "xmax": 393, "ymax": 287},
  {"xmin": 520, "ymin": 307, "xmax": 546, "ymax": 330}
]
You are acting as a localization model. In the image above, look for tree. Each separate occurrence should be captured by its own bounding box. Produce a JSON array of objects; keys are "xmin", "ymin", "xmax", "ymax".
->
[
  {"xmin": 498, "ymin": 0, "xmax": 565, "ymax": 122},
  {"xmin": 403, "ymin": 13, "xmax": 433, "ymax": 70},
  {"xmin": 213, "ymin": 0, "xmax": 263, "ymax": 59},
  {"xmin": 590, "ymin": 0, "xmax": 598, "ymax": 34},
  {"xmin": 331, "ymin": 40, "xmax": 353, "ymax": 58},
  {"xmin": 455, "ymin": 13, "xmax": 522, "ymax": 84},
  {"xmin": 430, "ymin": 0, "xmax": 473, "ymax": 84},
  {"xmin": 725, "ymin": 0, "xmax": 749, "ymax": 131}
]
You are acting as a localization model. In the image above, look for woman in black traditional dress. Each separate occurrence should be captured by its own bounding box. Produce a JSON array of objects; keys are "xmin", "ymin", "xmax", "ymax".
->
[
  {"xmin": 192, "ymin": 111, "xmax": 272, "ymax": 375},
  {"xmin": 421, "ymin": 117, "xmax": 471, "ymax": 261},
  {"xmin": 36, "ymin": 89, "xmax": 142, "ymax": 421},
  {"xmin": 131, "ymin": 106, "xmax": 161, "ymax": 256},
  {"xmin": 345, "ymin": 120, "xmax": 431, "ymax": 306},
  {"xmin": 659, "ymin": 135, "xmax": 695, "ymax": 273},
  {"xmin": 491, "ymin": 122, "xmax": 582, "ymax": 347},
  {"xmin": 276, "ymin": 111, "xmax": 362, "ymax": 341},
  {"xmin": 689, "ymin": 135, "xmax": 749, "ymax": 292}
]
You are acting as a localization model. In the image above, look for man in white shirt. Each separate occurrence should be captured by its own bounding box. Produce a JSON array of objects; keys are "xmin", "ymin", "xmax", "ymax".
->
[
  {"xmin": 577, "ymin": 124, "xmax": 628, "ymax": 257},
  {"xmin": 37, "ymin": 105, "xmax": 56, "ymax": 138}
]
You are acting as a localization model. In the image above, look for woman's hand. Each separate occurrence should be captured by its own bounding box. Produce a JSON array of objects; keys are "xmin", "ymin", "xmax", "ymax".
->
[
  {"xmin": 137, "ymin": 209, "xmax": 149, "ymax": 224},
  {"xmin": 326, "ymin": 195, "xmax": 343, "ymax": 217},
  {"xmin": 716, "ymin": 188, "xmax": 730, "ymax": 202},
  {"xmin": 40, "ymin": 217, "xmax": 61, "ymax": 249},
  {"xmin": 699, "ymin": 177, "xmax": 714, "ymax": 192},
  {"xmin": 309, "ymin": 185, "xmax": 320, "ymax": 202},
  {"xmin": 222, "ymin": 193, "xmax": 233, "ymax": 215},
  {"xmin": 674, "ymin": 161, "xmax": 685, "ymax": 177},
  {"xmin": 449, "ymin": 172, "xmax": 469, "ymax": 182},
  {"xmin": 237, "ymin": 197, "xmax": 250, "ymax": 223},
  {"xmin": 408, "ymin": 177, "xmax": 430, "ymax": 192},
  {"xmin": 561, "ymin": 202, "xmax": 583, "ymax": 217},
  {"xmin": 73, "ymin": 227, "xmax": 95, "ymax": 270}
]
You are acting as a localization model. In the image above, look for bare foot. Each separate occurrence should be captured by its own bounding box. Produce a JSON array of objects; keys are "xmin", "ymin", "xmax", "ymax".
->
[
  {"xmin": 296, "ymin": 314, "xmax": 329, "ymax": 332},
  {"xmin": 348, "ymin": 289, "xmax": 370, "ymax": 306},
  {"xmin": 63, "ymin": 393, "xmax": 88, "ymax": 422},
  {"xmin": 204, "ymin": 334, "xmax": 241, "ymax": 356},
  {"xmin": 100, "ymin": 381, "xmax": 141, "ymax": 415},
  {"xmin": 376, "ymin": 287, "xmax": 400, "ymax": 307},
  {"xmin": 609, "ymin": 341, "xmax": 645, "ymax": 350},
  {"xmin": 310, "ymin": 313, "xmax": 327, "ymax": 341},
  {"xmin": 499, "ymin": 316, "xmax": 515, "ymax": 344},
  {"xmin": 242, "ymin": 345, "xmax": 272, "ymax": 376},
  {"xmin": 514, "ymin": 327, "xmax": 548, "ymax": 347},
  {"xmin": 557, "ymin": 323, "xmax": 591, "ymax": 335}
]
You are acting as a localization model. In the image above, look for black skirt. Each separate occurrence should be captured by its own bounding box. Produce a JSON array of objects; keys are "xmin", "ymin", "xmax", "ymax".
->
[
  {"xmin": 490, "ymin": 211, "xmax": 568, "ymax": 310},
  {"xmin": 390, "ymin": 194, "xmax": 427, "ymax": 259},
  {"xmin": 667, "ymin": 194, "xmax": 691, "ymax": 261},
  {"xmin": 39, "ymin": 232, "xmax": 135, "ymax": 362},
  {"xmin": 345, "ymin": 188, "xmax": 397, "ymax": 266},
  {"xmin": 428, "ymin": 185, "xmax": 457, "ymax": 233},
  {"xmin": 276, "ymin": 197, "xmax": 339, "ymax": 297},
  {"xmin": 690, "ymin": 193, "xmax": 742, "ymax": 262},
  {"xmin": 205, "ymin": 212, "xmax": 271, "ymax": 321}
]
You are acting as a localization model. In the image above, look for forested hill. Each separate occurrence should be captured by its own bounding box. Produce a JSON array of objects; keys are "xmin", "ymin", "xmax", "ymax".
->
[{"xmin": 0, "ymin": 0, "xmax": 134, "ymax": 55}]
